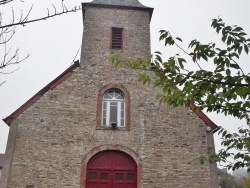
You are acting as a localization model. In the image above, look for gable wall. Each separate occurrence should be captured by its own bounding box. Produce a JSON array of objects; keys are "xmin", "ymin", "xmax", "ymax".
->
[{"xmin": 4, "ymin": 6, "xmax": 216, "ymax": 188}]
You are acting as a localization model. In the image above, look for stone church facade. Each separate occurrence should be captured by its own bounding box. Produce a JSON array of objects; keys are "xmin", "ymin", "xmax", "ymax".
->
[{"xmin": 0, "ymin": 0, "xmax": 219, "ymax": 187}]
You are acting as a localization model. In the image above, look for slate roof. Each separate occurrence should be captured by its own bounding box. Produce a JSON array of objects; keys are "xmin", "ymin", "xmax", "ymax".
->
[{"xmin": 92, "ymin": 0, "xmax": 149, "ymax": 8}]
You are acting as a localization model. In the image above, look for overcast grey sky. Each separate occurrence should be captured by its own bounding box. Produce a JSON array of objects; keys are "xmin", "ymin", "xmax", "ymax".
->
[{"xmin": 1, "ymin": 0, "xmax": 250, "ymax": 156}]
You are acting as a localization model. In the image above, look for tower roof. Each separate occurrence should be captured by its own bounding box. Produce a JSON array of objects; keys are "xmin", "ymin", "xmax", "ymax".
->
[
  {"xmin": 82, "ymin": 0, "xmax": 154, "ymax": 21},
  {"xmin": 91, "ymin": 0, "xmax": 149, "ymax": 8}
]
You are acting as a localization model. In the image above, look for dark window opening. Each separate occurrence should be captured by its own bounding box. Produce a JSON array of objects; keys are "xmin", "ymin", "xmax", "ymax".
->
[
  {"xmin": 115, "ymin": 173, "xmax": 124, "ymax": 180},
  {"xmin": 88, "ymin": 172, "xmax": 97, "ymax": 180},
  {"xmin": 100, "ymin": 173, "xmax": 109, "ymax": 180},
  {"xmin": 111, "ymin": 27, "xmax": 123, "ymax": 49}
]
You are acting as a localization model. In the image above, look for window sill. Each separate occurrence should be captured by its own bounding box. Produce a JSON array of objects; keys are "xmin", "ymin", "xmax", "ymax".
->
[{"xmin": 96, "ymin": 126, "xmax": 130, "ymax": 131}]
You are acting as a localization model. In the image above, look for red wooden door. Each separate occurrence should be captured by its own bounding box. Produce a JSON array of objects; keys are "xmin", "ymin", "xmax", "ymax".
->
[{"xmin": 86, "ymin": 151, "xmax": 137, "ymax": 188}]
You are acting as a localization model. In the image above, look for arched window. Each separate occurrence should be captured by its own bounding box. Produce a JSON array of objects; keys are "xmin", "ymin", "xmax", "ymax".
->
[
  {"xmin": 96, "ymin": 84, "xmax": 130, "ymax": 130},
  {"xmin": 102, "ymin": 90, "xmax": 125, "ymax": 127}
]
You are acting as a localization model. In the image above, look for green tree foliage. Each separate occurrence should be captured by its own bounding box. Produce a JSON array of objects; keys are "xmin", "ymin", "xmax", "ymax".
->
[
  {"xmin": 110, "ymin": 18, "xmax": 250, "ymax": 172},
  {"xmin": 219, "ymin": 175, "xmax": 238, "ymax": 188},
  {"xmin": 217, "ymin": 127, "xmax": 250, "ymax": 171},
  {"xmin": 219, "ymin": 175, "xmax": 250, "ymax": 188},
  {"xmin": 240, "ymin": 177, "xmax": 250, "ymax": 188}
]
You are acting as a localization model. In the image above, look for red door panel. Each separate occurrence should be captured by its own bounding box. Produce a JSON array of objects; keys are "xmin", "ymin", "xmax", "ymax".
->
[
  {"xmin": 113, "ymin": 172, "xmax": 125, "ymax": 188},
  {"xmin": 99, "ymin": 183, "xmax": 110, "ymax": 188},
  {"xmin": 86, "ymin": 151, "xmax": 137, "ymax": 188},
  {"xmin": 99, "ymin": 171, "xmax": 111, "ymax": 188}
]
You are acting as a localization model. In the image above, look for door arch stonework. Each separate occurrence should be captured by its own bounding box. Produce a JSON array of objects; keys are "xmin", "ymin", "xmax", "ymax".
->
[{"xmin": 81, "ymin": 145, "xmax": 142, "ymax": 188}]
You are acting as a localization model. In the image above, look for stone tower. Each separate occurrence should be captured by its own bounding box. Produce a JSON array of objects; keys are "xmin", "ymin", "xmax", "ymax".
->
[{"xmin": 0, "ymin": 0, "xmax": 218, "ymax": 188}]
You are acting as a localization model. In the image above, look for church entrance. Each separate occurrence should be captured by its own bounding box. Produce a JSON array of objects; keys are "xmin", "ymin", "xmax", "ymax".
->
[{"xmin": 86, "ymin": 150, "xmax": 137, "ymax": 188}]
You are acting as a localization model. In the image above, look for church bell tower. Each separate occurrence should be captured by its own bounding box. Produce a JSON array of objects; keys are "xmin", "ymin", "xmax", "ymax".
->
[{"xmin": 80, "ymin": 0, "xmax": 153, "ymax": 68}]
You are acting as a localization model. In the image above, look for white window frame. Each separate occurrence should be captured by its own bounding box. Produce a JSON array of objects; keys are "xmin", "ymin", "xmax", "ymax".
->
[{"xmin": 102, "ymin": 90, "xmax": 125, "ymax": 127}]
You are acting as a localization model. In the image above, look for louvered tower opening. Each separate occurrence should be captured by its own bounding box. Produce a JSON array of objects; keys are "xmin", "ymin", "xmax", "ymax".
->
[{"xmin": 111, "ymin": 27, "xmax": 123, "ymax": 49}]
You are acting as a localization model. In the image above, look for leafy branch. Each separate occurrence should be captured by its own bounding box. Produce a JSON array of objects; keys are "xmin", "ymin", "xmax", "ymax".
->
[{"xmin": 110, "ymin": 17, "xmax": 250, "ymax": 172}]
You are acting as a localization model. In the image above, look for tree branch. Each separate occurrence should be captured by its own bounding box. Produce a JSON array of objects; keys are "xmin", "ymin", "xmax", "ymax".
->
[
  {"xmin": 0, "ymin": 0, "xmax": 14, "ymax": 5},
  {"xmin": 174, "ymin": 41, "xmax": 203, "ymax": 70},
  {"xmin": 0, "ymin": 5, "xmax": 81, "ymax": 29}
]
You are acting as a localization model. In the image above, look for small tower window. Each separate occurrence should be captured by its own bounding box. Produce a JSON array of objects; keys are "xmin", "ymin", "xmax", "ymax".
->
[
  {"xmin": 102, "ymin": 90, "xmax": 125, "ymax": 127},
  {"xmin": 111, "ymin": 27, "xmax": 123, "ymax": 49}
]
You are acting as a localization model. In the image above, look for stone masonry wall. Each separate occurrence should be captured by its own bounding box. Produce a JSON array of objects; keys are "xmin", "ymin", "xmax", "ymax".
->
[{"xmin": 6, "ymin": 6, "xmax": 214, "ymax": 188}]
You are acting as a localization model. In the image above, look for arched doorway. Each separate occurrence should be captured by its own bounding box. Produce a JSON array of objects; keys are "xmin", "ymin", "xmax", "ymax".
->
[{"xmin": 86, "ymin": 150, "xmax": 137, "ymax": 188}]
